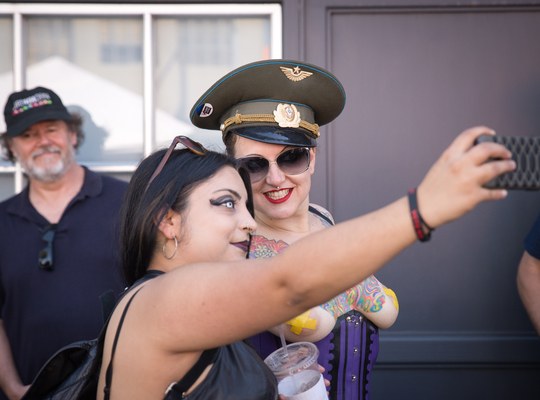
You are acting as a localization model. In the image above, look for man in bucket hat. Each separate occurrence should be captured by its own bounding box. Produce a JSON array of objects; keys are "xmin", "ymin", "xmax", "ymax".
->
[{"xmin": 0, "ymin": 87, "xmax": 127, "ymax": 400}]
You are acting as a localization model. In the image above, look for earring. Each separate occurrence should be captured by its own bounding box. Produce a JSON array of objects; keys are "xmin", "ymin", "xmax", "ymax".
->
[{"xmin": 162, "ymin": 236, "xmax": 178, "ymax": 260}]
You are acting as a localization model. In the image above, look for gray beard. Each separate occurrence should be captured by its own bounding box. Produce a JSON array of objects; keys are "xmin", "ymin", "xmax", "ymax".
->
[{"xmin": 21, "ymin": 147, "xmax": 75, "ymax": 182}]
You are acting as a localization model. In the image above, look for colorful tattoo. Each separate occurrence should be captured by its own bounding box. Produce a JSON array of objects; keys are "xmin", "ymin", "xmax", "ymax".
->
[
  {"xmin": 321, "ymin": 294, "xmax": 351, "ymax": 317},
  {"xmin": 357, "ymin": 276, "xmax": 385, "ymax": 312},
  {"xmin": 321, "ymin": 276, "xmax": 388, "ymax": 317},
  {"xmin": 249, "ymin": 235, "xmax": 288, "ymax": 259}
]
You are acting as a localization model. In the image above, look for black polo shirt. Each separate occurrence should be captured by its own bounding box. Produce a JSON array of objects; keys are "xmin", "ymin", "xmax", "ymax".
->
[{"xmin": 0, "ymin": 167, "xmax": 127, "ymax": 391}]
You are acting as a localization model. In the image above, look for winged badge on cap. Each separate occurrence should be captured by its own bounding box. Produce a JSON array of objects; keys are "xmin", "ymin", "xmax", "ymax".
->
[{"xmin": 280, "ymin": 66, "xmax": 313, "ymax": 82}]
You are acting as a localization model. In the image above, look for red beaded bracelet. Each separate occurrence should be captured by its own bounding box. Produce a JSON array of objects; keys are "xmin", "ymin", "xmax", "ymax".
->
[{"xmin": 407, "ymin": 188, "xmax": 434, "ymax": 242}]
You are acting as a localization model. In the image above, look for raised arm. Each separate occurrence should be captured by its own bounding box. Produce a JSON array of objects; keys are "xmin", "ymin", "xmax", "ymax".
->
[{"xmin": 136, "ymin": 126, "xmax": 514, "ymax": 352}]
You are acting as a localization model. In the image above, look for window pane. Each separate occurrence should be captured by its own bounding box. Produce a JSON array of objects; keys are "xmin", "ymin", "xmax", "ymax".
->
[
  {"xmin": 0, "ymin": 174, "xmax": 15, "ymax": 199},
  {"xmin": 25, "ymin": 16, "xmax": 144, "ymax": 163},
  {"xmin": 0, "ymin": 17, "xmax": 13, "ymax": 168},
  {"xmin": 0, "ymin": 16, "xmax": 13, "ymax": 96},
  {"xmin": 155, "ymin": 15, "xmax": 272, "ymax": 151}
]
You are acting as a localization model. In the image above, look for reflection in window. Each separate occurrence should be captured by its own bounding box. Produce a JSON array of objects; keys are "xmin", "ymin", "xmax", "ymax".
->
[
  {"xmin": 27, "ymin": 19, "xmax": 72, "ymax": 62},
  {"xmin": 0, "ymin": 17, "xmax": 13, "ymax": 169},
  {"xmin": 101, "ymin": 44, "xmax": 142, "ymax": 63},
  {"xmin": 25, "ymin": 16, "xmax": 144, "ymax": 163},
  {"xmin": 0, "ymin": 3, "xmax": 280, "ymax": 177},
  {"xmin": 100, "ymin": 20, "xmax": 142, "ymax": 63},
  {"xmin": 0, "ymin": 17, "xmax": 13, "ymax": 74},
  {"xmin": 155, "ymin": 16, "xmax": 272, "ymax": 150},
  {"xmin": 181, "ymin": 18, "xmax": 234, "ymax": 65}
]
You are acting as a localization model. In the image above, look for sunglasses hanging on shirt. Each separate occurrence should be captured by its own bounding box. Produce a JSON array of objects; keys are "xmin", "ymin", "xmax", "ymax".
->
[{"xmin": 39, "ymin": 224, "xmax": 57, "ymax": 271}]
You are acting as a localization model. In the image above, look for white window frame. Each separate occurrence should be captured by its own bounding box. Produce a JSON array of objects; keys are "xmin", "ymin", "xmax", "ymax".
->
[{"xmin": 0, "ymin": 3, "xmax": 282, "ymax": 193}]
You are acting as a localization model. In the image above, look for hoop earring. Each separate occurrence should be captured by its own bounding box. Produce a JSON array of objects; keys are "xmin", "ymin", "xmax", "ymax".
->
[{"xmin": 162, "ymin": 236, "xmax": 178, "ymax": 260}]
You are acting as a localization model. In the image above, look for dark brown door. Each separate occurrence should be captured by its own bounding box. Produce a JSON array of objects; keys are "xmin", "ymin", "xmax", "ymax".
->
[{"xmin": 283, "ymin": 1, "xmax": 540, "ymax": 398}]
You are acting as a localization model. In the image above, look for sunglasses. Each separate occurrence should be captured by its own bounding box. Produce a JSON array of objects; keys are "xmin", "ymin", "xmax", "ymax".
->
[
  {"xmin": 236, "ymin": 147, "xmax": 311, "ymax": 183},
  {"xmin": 39, "ymin": 224, "xmax": 57, "ymax": 271},
  {"xmin": 145, "ymin": 135, "xmax": 207, "ymax": 192}
]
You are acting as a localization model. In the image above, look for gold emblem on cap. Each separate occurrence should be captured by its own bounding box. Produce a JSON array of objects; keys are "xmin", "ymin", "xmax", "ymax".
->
[
  {"xmin": 273, "ymin": 104, "xmax": 301, "ymax": 128},
  {"xmin": 280, "ymin": 66, "xmax": 313, "ymax": 82}
]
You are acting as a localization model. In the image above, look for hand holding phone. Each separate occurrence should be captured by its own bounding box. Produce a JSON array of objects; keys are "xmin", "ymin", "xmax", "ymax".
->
[{"xmin": 475, "ymin": 135, "xmax": 540, "ymax": 190}]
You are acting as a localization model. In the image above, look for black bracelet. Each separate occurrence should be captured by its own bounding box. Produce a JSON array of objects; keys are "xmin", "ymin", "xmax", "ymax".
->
[{"xmin": 407, "ymin": 188, "xmax": 434, "ymax": 242}]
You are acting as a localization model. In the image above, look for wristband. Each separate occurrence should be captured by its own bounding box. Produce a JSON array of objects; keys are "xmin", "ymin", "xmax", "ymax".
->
[{"xmin": 407, "ymin": 188, "xmax": 434, "ymax": 242}]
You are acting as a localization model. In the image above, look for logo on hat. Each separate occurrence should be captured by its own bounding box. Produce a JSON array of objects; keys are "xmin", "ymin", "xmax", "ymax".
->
[
  {"xmin": 273, "ymin": 104, "xmax": 301, "ymax": 128},
  {"xmin": 11, "ymin": 93, "xmax": 52, "ymax": 116},
  {"xmin": 199, "ymin": 103, "xmax": 214, "ymax": 118},
  {"xmin": 12, "ymin": 92, "xmax": 53, "ymax": 116},
  {"xmin": 280, "ymin": 66, "xmax": 313, "ymax": 82}
]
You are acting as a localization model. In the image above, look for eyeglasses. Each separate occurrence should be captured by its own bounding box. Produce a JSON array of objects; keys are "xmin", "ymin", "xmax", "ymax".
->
[
  {"xmin": 39, "ymin": 224, "xmax": 57, "ymax": 271},
  {"xmin": 236, "ymin": 147, "xmax": 311, "ymax": 183},
  {"xmin": 145, "ymin": 135, "xmax": 207, "ymax": 192}
]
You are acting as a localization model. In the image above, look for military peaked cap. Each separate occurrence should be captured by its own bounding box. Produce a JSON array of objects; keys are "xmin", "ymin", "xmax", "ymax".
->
[{"xmin": 189, "ymin": 59, "xmax": 346, "ymax": 147}]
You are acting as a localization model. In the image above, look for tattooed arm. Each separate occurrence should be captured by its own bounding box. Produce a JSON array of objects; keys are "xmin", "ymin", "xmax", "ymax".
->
[
  {"xmin": 309, "ymin": 204, "xmax": 399, "ymax": 329},
  {"xmin": 251, "ymin": 219, "xmax": 399, "ymax": 342},
  {"xmin": 322, "ymin": 275, "xmax": 399, "ymax": 329},
  {"xmin": 269, "ymin": 275, "xmax": 399, "ymax": 342}
]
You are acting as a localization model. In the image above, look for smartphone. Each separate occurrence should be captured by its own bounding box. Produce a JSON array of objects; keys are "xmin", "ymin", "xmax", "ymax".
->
[{"xmin": 474, "ymin": 135, "xmax": 540, "ymax": 190}]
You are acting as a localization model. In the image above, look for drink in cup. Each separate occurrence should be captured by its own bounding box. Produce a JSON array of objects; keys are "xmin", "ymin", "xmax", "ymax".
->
[{"xmin": 264, "ymin": 341, "xmax": 328, "ymax": 400}]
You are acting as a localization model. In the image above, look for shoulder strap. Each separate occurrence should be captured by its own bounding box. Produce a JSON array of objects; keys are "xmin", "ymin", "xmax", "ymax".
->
[
  {"xmin": 308, "ymin": 205, "xmax": 334, "ymax": 226},
  {"xmin": 103, "ymin": 270, "xmax": 164, "ymax": 400},
  {"xmin": 99, "ymin": 290, "xmax": 117, "ymax": 323},
  {"xmin": 103, "ymin": 286, "xmax": 144, "ymax": 400}
]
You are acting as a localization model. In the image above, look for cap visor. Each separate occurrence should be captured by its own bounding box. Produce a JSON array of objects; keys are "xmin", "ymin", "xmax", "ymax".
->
[{"xmin": 231, "ymin": 126, "xmax": 317, "ymax": 147}]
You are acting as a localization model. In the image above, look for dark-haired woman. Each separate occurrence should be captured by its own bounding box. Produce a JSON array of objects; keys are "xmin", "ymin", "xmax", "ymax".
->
[{"xmin": 97, "ymin": 126, "xmax": 514, "ymax": 399}]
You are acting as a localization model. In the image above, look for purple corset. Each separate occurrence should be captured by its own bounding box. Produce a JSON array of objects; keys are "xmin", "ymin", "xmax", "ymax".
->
[{"xmin": 246, "ymin": 309, "xmax": 379, "ymax": 400}]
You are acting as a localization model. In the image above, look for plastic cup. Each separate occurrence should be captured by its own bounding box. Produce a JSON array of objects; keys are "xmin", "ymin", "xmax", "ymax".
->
[{"xmin": 264, "ymin": 341, "xmax": 328, "ymax": 400}]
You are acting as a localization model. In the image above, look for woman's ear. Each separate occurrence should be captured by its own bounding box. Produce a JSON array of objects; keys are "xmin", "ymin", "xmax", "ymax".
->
[{"xmin": 158, "ymin": 209, "xmax": 181, "ymax": 239}]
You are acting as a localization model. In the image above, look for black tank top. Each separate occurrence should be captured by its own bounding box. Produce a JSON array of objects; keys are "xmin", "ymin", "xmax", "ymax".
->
[
  {"xmin": 165, "ymin": 342, "xmax": 278, "ymax": 399},
  {"xmin": 104, "ymin": 271, "xmax": 278, "ymax": 400}
]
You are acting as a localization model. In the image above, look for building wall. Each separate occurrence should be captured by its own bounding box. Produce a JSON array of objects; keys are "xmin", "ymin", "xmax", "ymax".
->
[{"xmin": 282, "ymin": 1, "xmax": 540, "ymax": 398}]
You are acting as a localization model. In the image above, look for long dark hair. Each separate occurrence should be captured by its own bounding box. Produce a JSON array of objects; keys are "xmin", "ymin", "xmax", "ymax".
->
[{"xmin": 120, "ymin": 148, "xmax": 253, "ymax": 285}]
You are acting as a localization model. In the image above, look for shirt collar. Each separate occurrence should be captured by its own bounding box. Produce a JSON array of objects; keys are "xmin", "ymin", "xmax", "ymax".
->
[{"xmin": 6, "ymin": 166, "xmax": 103, "ymax": 224}]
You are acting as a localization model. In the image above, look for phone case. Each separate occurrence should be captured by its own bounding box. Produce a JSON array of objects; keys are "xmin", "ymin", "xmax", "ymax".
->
[{"xmin": 475, "ymin": 135, "xmax": 540, "ymax": 190}]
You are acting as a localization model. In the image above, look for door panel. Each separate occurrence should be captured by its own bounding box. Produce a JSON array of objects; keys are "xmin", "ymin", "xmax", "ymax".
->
[{"xmin": 283, "ymin": 1, "xmax": 540, "ymax": 398}]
